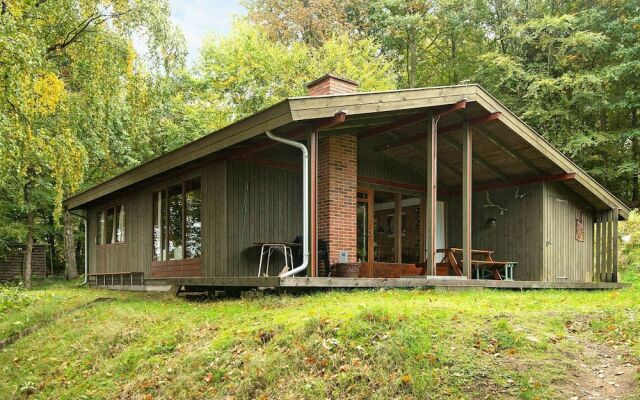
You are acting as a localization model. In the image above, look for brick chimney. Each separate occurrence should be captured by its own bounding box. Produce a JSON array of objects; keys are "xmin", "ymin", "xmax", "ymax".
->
[
  {"xmin": 306, "ymin": 73, "xmax": 358, "ymax": 96},
  {"xmin": 309, "ymin": 74, "xmax": 359, "ymax": 272}
]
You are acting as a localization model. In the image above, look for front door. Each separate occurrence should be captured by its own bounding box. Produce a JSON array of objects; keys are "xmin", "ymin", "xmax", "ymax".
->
[{"xmin": 547, "ymin": 194, "xmax": 570, "ymax": 281}]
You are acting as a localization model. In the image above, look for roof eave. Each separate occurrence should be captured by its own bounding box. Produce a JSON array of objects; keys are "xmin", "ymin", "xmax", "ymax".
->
[{"xmin": 63, "ymin": 99, "xmax": 294, "ymax": 210}]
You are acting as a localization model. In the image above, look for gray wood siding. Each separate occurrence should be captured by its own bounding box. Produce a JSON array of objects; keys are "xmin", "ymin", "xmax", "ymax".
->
[
  {"xmin": 201, "ymin": 160, "xmax": 228, "ymax": 277},
  {"xmin": 225, "ymin": 160, "xmax": 303, "ymax": 277},
  {"xmin": 447, "ymin": 183, "xmax": 544, "ymax": 281},
  {"xmin": 543, "ymin": 182, "xmax": 593, "ymax": 282},
  {"xmin": 88, "ymin": 191, "xmax": 151, "ymax": 275}
]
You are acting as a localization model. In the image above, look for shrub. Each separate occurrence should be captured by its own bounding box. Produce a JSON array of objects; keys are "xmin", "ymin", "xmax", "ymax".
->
[{"xmin": 0, "ymin": 283, "xmax": 38, "ymax": 316}]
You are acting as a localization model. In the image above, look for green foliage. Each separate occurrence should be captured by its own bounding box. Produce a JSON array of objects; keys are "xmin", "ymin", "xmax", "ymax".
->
[
  {"xmin": 195, "ymin": 22, "xmax": 397, "ymax": 122},
  {"xmin": 620, "ymin": 210, "xmax": 640, "ymax": 273},
  {"xmin": 2, "ymin": 0, "xmax": 640, "ymax": 282},
  {"xmin": 0, "ymin": 283, "xmax": 37, "ymax": 317},
  {"xmin": 0, "ymin": 0, "xmax": 186, "ymax": 274}
]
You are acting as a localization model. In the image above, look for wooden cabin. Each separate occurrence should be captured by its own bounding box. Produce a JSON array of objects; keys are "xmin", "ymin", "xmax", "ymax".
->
[{"xmin": 63, "ymin": 75, "xmax": 630, "ymax": 290}]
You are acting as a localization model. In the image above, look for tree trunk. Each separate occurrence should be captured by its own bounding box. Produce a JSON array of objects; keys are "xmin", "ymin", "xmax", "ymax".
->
[
  {"xmin": 632, "ymin": 108, "xmax": 639, "ymax": 209},
  {"xmin": 407, "ymin": 31, "xmax": 417, "ymax": 88},
  {"xmin": 64, "ymin": 210, "xmax": 78, "ymax": 279},
  {"xmin": 23, "ymin": 210, "xmax": 34, "ymax": 289}
]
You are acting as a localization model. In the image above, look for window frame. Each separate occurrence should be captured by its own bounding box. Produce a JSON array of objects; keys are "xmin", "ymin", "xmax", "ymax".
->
[
  {"xmin": 151, "ymin": 175, "xmax": 202, "ymax": 265},
  {"xmin": 96, "ymin": 204, "xmax": 126, "ymax": 246}
]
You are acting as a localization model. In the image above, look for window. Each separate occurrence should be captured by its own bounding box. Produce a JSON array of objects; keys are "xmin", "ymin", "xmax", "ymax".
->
[
  {"xmin": 96, "ymin": 205, "xmax": 125, "ymax": 245},
  {"xmin": 106, "ymin": 208, "xmax": 114, "ymax": 244},
  {"xmin": 184, "ymin": 179, "xmax": 202, "ymax": 258},
  {"xmin": 153, "ymin": 177, "xmax": 201, "ymax": 262},
  {"xmin": 97, "ymin": 211, "xmax": 105, "ymax": 244},
  {"xmin": 153, "ymin": 191, "xmax": 166, "ymax": 261},
  {"xmin": 167, "ymin": 184, "xmax": 183, "ymax": 260},
  {"xmin": 115, "ymin": 205, "xmax": 125, "ymax": 242}
]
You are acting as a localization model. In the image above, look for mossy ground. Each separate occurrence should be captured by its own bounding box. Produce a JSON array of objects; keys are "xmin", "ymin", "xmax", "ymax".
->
[{"xmin": 1, "ymin": 274, "xmax": 639, "ymax": 399}]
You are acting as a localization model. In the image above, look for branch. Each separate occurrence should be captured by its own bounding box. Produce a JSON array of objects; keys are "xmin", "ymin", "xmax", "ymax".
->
[{"xmin": 45, "ymin": 9, "xmax": 131, "ymax": 55}]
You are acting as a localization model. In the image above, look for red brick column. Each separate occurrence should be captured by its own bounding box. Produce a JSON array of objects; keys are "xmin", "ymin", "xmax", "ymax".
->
[{"xmin": 317, "ymin": 134, "xmax": 357, "ymax": 267}]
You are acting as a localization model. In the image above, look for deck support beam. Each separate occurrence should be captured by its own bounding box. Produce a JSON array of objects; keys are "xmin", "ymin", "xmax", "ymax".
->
[
  {"xmin": 462, "ymin": 121, "xmax": 473, "ymax": 279},
  {"xmin": 426, "ymin": 115, "xmax": 438, "ymax": 275}
]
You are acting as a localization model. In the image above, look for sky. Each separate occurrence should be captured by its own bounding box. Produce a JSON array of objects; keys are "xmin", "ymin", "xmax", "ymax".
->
[{"xmin": 169, "ymin": 0, "xmax": 246, "ymax": 65}]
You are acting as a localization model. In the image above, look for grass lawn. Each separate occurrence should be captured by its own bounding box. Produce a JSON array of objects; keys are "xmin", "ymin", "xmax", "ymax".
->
[{"xmin": 0, "ymin": 274, "xmax": 639, "ymax": 399}]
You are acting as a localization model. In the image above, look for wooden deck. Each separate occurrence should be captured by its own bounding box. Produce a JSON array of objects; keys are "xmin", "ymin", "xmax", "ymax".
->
[{"xmin": 91, "ymin": 276, "xmax": 628, "ymax": 291}]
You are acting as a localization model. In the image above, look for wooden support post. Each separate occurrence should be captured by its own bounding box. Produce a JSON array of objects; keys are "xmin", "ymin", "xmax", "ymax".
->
[
  {"xmin": 612, "ymin": 209, "xmax": 619, "ymax": 283},
  {"xmin": 426, "ymin": 116, "xmax": 438, "ymax": 275},
  {"xmin": 462, "ymin": 120, "xmax": 473, "ymax": 279},
  {"xmin": 309, "ymin": 128, "xmax": 318, "ymax": 276},
  {"xmin": 419, "ymin": 198, "xmax": 426, "ymax": 263},
  {"xmin": 594, "ymin": 214, "xmax": 601, "ymax": 282},
  {"xmin": 607, "ymin": 210, "xmax": 614, "ymax": 282},
  {"xmin": 395, "ymin": 193, "xmax": 402, "ymax": 263},
  {"xmin": 600, "ymin": 212, "xmax": 607, "ymax": 281}
]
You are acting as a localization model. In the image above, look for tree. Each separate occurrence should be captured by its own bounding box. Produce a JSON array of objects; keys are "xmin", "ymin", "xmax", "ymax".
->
[
  {"xmin": 244, "ymin": 0, "xmax": 365, "ymax": 46},
  {"xmin": 194, "ymin": 22, "xmax": 398, "ymax": 121},
  {"xmin": 0, "ymin": 0, "xmax": 185, "ymax": 286}
]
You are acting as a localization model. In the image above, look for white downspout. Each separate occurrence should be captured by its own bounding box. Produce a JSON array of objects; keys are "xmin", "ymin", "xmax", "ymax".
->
[
  {"xmin": 82, "ymin": 216, "xmax": 88, "ymax": 285},
  {"xmin": 265, "ymin": 131, "xmax": 309, "ymax": 278},
  {"xmin": 68, "ymin": 210, "xmax": 88, "ymax": 285}
]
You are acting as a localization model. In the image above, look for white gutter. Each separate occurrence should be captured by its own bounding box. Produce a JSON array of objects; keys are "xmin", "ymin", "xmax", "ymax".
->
[{"xmin": 265, "ymin": 131, "xmax": 310, "ymax": 277}]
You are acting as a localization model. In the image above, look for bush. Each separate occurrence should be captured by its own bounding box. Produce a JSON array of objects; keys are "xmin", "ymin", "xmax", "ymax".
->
[
  {"xmin": 0, "ymin": 283, "xmax": 37, "ymax": 317},
  {"xmin": 619, "ymin": 210, "xmax": 640, "ymax": 274}
]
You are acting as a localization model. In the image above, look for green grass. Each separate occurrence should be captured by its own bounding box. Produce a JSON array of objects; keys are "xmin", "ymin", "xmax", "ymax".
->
[{"xmin": 1, "ymin": 274, "xmax": 639, "ymax": 399}]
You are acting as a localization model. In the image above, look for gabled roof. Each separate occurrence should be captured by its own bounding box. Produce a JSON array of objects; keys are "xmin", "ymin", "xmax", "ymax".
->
[{"xmin": 63, "ymin": 84, "xmax": 630, "ymax": 218}]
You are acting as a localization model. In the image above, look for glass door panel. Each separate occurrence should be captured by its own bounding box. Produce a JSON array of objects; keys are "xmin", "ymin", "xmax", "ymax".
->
[
  {"xmin": 401, "ymin": 195, "xmax": 422, "ymax": 263},
  {"xmin": 357, "ymin": 202, "xmax": 369, "ymax": 263},
  {"xmin": 373, "ymin": 191, "xmax": 397, "ymax": 263}
]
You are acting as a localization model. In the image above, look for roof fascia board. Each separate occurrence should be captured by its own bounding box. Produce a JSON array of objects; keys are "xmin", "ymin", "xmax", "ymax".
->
[
  {"xmin": 473, "ymin": 86, "xmax": 630, "ymax": 218},
  {"xmin": 288, "ymin": 86, "xmax": 475, "ymax": 120},
  {"xmin": 64, "ymin": 100, "xmax": 293, "ymax": 209}
]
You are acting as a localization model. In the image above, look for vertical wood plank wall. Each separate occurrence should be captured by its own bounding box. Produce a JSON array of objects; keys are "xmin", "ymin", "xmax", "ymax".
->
[
  {"xmin": 447, "ymin": 183, "xmax": 544, "ymax": 281},
  {"xmin": 593, "ymin": 208, "xmax": 618, "ymax": 282},
  {"xmin": 225, "ymin": 159, "xmax": 303, "ymax": 277},
  {"xmin": 87, "ymin": 160, "xmax": 223, "ymax": 277},
  {"xmin": 202, "ymin": 160, "xmax": 228, "ymax": 277},
  {"xmin": 84, "ymin": 142, "xmax": 607, "ymax": 284},
  {"xmin": 542, "ymin": 182, "xmax": 593, "ymax": 282},
  {"xmin": 89, "ymin": 189, "xmax": 150, "ymax": 275}
]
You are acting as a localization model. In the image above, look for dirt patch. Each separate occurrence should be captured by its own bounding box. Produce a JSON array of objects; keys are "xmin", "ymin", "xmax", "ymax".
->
[{"xmin": 556, "ymin": 334, "xmax": 638, "ymax": 399}]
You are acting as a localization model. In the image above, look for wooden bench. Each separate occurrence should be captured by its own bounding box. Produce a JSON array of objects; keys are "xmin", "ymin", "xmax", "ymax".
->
[{"xmin": 435, "ymin": 248, "xmax": 516, "ymax": 280}]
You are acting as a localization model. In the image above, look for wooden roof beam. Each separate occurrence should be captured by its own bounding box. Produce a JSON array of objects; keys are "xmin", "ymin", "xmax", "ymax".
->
[
  {"xmin": 475, "ymin": 126, "xmax": 542, "ymax": 175},
  {"xmin": 358, "ymin": 100, "xmax": 467, "ymax": 140},
  {"xmin": 441, "ymin": 135, "xmax": 509, "ymax": 180},
  {"xmin": 446, "ymin": 173, "xmax": 577, "ymax": 194},
  {"xmin": 374, "ymin": 112, "xmax": 501, "ymax": 153}
]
